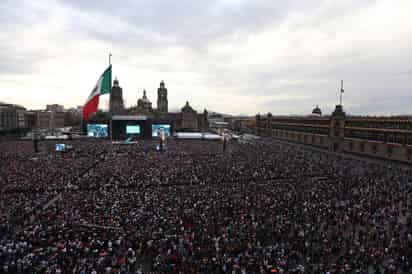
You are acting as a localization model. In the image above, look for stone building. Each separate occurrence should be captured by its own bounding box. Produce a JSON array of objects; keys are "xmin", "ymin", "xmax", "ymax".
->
[
  {"xmin": 107, "ymin": 79, "xmax": 208, "ymax": 132},
  {"xmin": 0, "ymin": 102, "xmax": 27, "ymax": 131},
  {"xmin": 181, "ymin": 101, "xmax": 198, "ymax": 130},
  {"xmin": 33, "ymin": 111, "xmax": 65, "ymax": 130},
  {"xmin": 254, "ymin": 104, "xmax": 412, "ymax": 164},
  {"xmin": 46, "ymin": 104, "xmax": 64, "ymax": 112}
]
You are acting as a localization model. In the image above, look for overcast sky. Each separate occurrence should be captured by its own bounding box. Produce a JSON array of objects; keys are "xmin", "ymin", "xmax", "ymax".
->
[{"xmin": 1, "ymin": 0, "xmax": 411, "ymax": 115}]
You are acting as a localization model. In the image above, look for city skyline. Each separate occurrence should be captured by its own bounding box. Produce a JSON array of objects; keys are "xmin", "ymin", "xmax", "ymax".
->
[{"xmin": 1, "ymin": 0, "xmax": 412, "ymax": 116}]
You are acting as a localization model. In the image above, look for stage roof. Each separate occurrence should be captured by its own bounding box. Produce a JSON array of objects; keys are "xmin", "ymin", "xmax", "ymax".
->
[{"xmin": 112, "ymin": 115, "xmax": 147, "ymax": 121}]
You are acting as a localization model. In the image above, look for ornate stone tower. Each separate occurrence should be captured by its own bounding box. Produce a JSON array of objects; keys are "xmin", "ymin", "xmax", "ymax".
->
[
  {"xmin": 157, "ymin": 80, "xmax": 168, "ymax": 113},
  {"xmin": 109, "ymin": 77, "xmax": 125, "ymax": 115}
]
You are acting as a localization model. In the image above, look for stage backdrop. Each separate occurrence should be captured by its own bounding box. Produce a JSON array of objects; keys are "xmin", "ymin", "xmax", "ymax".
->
[
  {"xmin": 111, "ymin": 115, "xmax": 150, "ymax": 140},
  {"xmin": 111, "ymin": 115, "xmax": 174, "ymax": 140}
]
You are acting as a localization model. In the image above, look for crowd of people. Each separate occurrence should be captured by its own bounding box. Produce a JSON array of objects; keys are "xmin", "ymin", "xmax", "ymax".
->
[{"xmin": 0, "ymin": 137, "xmax": 411, "ymax": 273}]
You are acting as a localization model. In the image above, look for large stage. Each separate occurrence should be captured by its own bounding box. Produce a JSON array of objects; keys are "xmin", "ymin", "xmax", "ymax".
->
[{"xmin": 86, "ymin": 115, "xmax": 173, "ymax": 140}]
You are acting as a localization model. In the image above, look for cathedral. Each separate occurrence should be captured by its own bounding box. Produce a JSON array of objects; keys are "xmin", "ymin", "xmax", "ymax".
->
[{"xmin": 109, "ymin": 79, "xmax": 208, "ymax": 132}]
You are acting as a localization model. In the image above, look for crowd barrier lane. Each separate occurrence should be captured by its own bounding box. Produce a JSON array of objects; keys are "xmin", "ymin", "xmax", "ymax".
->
[{"xmin": 42, "ymin": 193, "xmax": 63, "ymax": 210}]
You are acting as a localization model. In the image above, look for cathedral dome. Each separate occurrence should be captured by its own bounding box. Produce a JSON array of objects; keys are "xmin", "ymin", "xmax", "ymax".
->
[
  {"xmin": 136, "ymin": 90, "xmax": 153, "ymax": 113},
  {"xmin": 182, "ymin": 101, "xmax": 195, "ymax": 113},
  {"xmin": 312, "ymin": 105, "xmax": 322, "ymax": 116},
  {"xmin": 141, "ymin": 90, "xmax": 151, "ymax": 103}
]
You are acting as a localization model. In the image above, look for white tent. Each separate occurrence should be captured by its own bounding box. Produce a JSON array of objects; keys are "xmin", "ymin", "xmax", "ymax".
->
[{"xmin": 175, "ymin": 132, "xmax": 222, "ymax": 140}]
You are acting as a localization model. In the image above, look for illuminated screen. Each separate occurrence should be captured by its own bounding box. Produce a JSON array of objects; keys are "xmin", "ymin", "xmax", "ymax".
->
[
  {"xmin": 152, "ymin": 124, "xmax": 171, "ymax": 137},
  {"xmin": 126, "ymin": 125, "xmax": 141, "ymax": 134},
  {"xmin": 87, "ymin": 124, "xmax": 108, "ymax": 138},
  {"xmin": 55, "ymin": 144, "xmax": 65, "ymax": 152}
]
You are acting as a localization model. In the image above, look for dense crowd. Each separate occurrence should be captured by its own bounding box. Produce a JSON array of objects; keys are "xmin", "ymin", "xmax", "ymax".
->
[{"xmin": 0, "ymin": 138, "xmax": 411, "ymax": 273}]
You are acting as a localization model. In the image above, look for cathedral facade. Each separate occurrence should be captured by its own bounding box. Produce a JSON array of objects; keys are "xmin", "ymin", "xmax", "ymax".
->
[{"xmin": 109, "ymin": 80, "xmax": 208, "ymax": 132}]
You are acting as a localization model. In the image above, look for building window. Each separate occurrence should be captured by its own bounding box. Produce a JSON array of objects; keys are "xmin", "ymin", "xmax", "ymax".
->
[
  {"xmin": 407, "ymin": 134, "xmax": 412, "ymax": 145},
  {"xmin": 372, "ymin": 144, "xmax": 377, "ymax": 154},
  {"xmin": 388, "ymin": 146, "xmax": 393, "ymax": 156},
  {"xmin": 360, "ymin": 142, "xmax": 365, "ymax": 152}
]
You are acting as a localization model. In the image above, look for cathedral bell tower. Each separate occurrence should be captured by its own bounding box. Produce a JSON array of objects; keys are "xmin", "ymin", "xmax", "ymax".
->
[
  {"xmin": 109, "ymin": 77, "xmax": 125, "ymax": 115},
  {"xmin": 157, "ymin": 80, "xmax": 168, "ymax": 113}
]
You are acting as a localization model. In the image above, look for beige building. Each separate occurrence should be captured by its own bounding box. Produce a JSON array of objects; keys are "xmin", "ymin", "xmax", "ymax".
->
[
  {"xmin": 254, "ymin": 105, "xmax": 412, "ymax": 164},
  {"xmin": 0, "ymin": 102, "xmax": 27, "ymax": 131},
  {"xmin": 46, "ymin": 104, "xmax": 64, "ymax": 112},
  {"xmin": 25, "ymin": 110, "xmax": 65, "ymax": 130}
]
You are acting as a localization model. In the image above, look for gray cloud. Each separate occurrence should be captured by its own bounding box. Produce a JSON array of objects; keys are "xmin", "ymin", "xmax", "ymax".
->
[
  {"xmin": 0, "ymin": 0, "xmax": 411, "ymax": 115},
  {"xmin": 0, "ymin": 43, "xmax": 47, "ymax": 75},
  {"xmin": 61, "ymin": 0, "xmax": 324, "ymax": 49}
]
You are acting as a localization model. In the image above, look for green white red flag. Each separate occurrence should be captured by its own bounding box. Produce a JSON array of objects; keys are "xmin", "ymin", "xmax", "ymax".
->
[{"xmin": 83, "ymin": 65, "xmax": 112, "ymax": 121}]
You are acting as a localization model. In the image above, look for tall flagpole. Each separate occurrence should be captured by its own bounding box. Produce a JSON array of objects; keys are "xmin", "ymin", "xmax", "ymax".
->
[
  {"xmin": 340, "ymin": 80, "xmax": 344, "ymax": 106},
  {"xmin": 80, "ymin": 107, "xmax": 84, "ymax": 136},
  {"xmin": 109, "ymin": 53, "xmax": 113, "ymax": 142}
]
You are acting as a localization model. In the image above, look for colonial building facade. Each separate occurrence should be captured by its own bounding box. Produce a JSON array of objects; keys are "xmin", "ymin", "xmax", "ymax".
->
[
  {"xmin": 108, "ymin": 80, "xmax": 208, "ymax": 132},
  {"xmin": 254, "ymin": 105, "xmax": 412, "ymax": 164}
]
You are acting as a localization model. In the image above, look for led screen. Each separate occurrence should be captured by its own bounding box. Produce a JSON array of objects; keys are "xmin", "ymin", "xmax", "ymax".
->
[
  {"xmin": 126, "ymin": 125, "xmax": 141, "ymax": 134},
  {"xmin": 152, "ymin": 124, "xmax": 171, "ymax": 137},
  {"xmin": 55, "ymin": 144, "xmax": 65, "ymax": 152},
  {"xmin": 87, "ymin": 124, "xmax": 108, "ymax": 138}
]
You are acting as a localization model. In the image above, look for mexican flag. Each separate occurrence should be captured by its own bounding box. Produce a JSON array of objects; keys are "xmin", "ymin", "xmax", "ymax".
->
[{"xmin": 83, "ymin": 65, "xmax": 112, "ymax": 121}]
